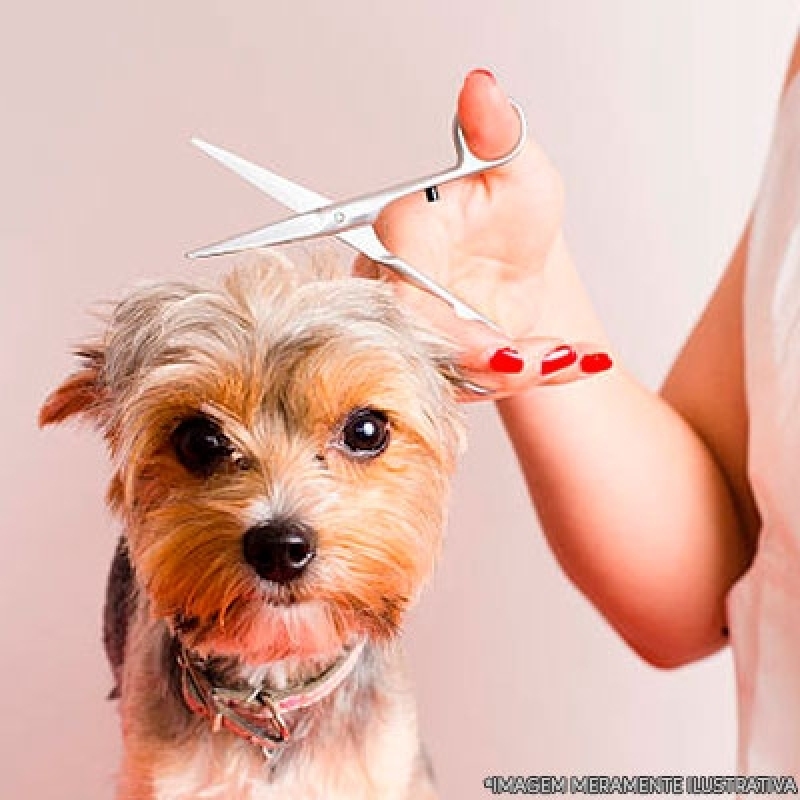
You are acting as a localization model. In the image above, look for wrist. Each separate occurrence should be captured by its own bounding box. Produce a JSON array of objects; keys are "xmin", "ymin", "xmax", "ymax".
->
[{"xmin": 528, "ymin": 234, "xmax": 611, "ymax": 346}]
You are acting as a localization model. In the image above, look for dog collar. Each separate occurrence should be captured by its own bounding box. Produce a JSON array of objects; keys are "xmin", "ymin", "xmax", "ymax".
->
[{"xmin": 178, "ymin": 637, "xmax": 367, "ymax": 758}]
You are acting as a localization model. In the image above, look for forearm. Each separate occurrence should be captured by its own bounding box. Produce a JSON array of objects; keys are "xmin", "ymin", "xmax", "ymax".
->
[{"xmin": 496, "ymin": 240, "xmax": 753, "ymax": 668}]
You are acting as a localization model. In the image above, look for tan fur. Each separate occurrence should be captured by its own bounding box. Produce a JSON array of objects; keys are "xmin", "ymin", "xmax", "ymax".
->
[{"xmin": 41, "ymin": 251, "xmax": 465, "ymax": 798}]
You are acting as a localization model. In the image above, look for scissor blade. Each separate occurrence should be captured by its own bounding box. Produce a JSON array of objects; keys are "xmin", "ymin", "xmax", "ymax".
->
[
  {"xmin": 189, "ymin": 213, "xmax": 333, "ymax": 258},
  {"xmin": 190, "ymin": 138, "xmax": 329, "ymax": 212},
  {"xmin": 188, "ymin": 139, "xmax": 338, "ymax": 258}
]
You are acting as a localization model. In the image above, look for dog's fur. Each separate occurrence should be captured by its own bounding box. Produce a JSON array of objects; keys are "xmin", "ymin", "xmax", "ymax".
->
[{"xmin": 40, "ymin": 251, "xmax": 466, "ymax": 799}]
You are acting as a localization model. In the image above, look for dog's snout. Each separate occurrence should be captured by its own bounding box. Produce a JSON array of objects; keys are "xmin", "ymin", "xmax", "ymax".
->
[{"xmin": 242, "ymin": 520, "xmax": 316, "ymax": 584}]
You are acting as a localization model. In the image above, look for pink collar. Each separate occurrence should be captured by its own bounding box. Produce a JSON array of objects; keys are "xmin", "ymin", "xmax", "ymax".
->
[{"xmin": 178, "ymin": 637, "xmax": 367, "ymax": 759}]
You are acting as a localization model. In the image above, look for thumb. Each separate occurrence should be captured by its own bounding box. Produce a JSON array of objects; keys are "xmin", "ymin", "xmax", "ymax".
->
[{"xmin": 457, "ymin": 69, "xmax": 521, "ymax": 161}]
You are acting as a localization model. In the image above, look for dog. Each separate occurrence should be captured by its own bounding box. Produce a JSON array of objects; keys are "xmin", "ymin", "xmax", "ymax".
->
[{"xmin": 40, "ymin": 251, "xmax": 467, "ymax": 799}]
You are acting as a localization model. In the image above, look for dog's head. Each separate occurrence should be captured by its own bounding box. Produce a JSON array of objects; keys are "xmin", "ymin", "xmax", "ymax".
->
[{"xmin": 41, "ymin": 252, "xmax": 466, "ymax": 664}]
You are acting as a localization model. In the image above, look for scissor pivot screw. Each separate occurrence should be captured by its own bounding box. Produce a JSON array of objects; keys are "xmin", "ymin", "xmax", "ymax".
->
[{"xmin": 425, "ymin": 186, "xmax": 439, "ymax": 203}]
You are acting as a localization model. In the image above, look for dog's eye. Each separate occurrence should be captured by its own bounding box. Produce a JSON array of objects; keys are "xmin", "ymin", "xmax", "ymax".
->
[
  {"xmin": 171, "ymin": 416, "xmax": 233, "ymax": 476},
  {"xmin": 341, "ymin": 408, "xmax": 390, "ymax": 457}
]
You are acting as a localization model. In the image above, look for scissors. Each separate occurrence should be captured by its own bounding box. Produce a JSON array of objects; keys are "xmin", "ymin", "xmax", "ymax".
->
[{"xmin": 187, "ymin": 101, "xmax": 528, "ymax": 332}]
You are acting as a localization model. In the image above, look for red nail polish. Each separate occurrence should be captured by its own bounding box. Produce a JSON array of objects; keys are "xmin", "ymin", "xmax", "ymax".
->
[
  {"xmin": 580, "ymin": 353, "xmax": 613, "ymax": 374},
  {"xmin": 541, "ymin": 345, "xmax": 577, "ymax": 376},
  {"xmin": 474, "ymin": 68, "xmax": 496, "ymax": 83},
  {"xmin": 489, "ymin": 347, "xmax": 524, "ymax": 374}
]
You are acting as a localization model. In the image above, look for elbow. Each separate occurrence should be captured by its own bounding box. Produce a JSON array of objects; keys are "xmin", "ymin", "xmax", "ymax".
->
[
  {"xmin": 635, "ymin": 648, "xmax": 702, "ymax": 671},
  {"xmin": 614, "ymin": 618, "xmax": 730, "ymax": 671},
  {"xmin": 632, "ymin": 636, "xmax": 728, "ymax": 671}
]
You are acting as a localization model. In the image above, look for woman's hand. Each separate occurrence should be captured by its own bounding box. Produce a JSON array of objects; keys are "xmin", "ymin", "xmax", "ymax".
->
[{"xmin": 354, "ymin": 69, "xmax": 611, "ymax": 399}]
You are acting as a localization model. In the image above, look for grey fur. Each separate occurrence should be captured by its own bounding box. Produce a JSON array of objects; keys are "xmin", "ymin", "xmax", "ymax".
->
[{"xmin": 104, "ymin": 537, "xmax": 135, "ymax": 699}]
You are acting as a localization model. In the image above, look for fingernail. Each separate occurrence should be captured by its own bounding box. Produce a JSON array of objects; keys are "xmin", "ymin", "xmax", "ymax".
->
[
  {"xmin": 541, "ymin": 345, "xmax": 578, "ymax": 376},
  {"xmin": 474, "ymin": 68, "xmax": 496, "ymax": 83},
  {"xmin": 580, "ymin": 353, "xmax": 613, "ymax": 374},
  {"xmin": 489, "ymin": 347, "xmax": 524, "ymax": 374}
]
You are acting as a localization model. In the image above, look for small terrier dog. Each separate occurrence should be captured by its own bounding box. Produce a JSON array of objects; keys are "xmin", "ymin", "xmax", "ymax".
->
[{"xmin": 40, "ymin": 251, "xmax": 467, "ymax": 799}]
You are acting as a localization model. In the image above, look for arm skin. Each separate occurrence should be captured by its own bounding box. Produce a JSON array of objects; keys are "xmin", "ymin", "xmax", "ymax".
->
[
  {"xmin": 497, "ymin": 42, "xmax": 800, "ymax": 669},
  {"xmin": 497, "ymin": 234, "xmax": 752, "ymax": 669},
  {"xmin": 362, "ymin": 45, "xmax": 800, "ymax": 668}
]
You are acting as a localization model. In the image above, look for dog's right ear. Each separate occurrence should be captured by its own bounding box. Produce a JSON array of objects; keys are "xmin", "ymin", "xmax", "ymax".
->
[{"xmin": 39, "ymin": 345, "xmax": 106, "ymax": 428}]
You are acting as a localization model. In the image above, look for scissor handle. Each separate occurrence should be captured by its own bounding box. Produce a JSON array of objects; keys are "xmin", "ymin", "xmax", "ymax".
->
[
  {"xmin": 379, "ymin": 98, "xmax": 528, "ymax": 197},
  {"xmin": 450, "ymin": 98, "xmax": 528, "ymax": 176},
  {"xmin": 318, "ymin": 99, "xmax": 529, "ymax": 232}
]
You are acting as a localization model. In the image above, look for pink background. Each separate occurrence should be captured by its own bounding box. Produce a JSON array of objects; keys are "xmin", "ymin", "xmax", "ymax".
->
[{"xmin": 2, "ymin": 2, "xmax": 797, "ymax": 797}]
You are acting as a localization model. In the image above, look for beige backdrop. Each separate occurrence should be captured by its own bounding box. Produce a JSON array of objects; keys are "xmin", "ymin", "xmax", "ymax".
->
[{"xmin": 2, "ymin": 2, "xmax": 797, "ymax": 797}]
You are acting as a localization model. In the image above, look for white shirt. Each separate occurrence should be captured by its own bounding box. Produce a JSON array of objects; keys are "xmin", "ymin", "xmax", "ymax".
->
[{"xmin": 727, "ymin": 71, "xmax": 800, "ymax": 778}]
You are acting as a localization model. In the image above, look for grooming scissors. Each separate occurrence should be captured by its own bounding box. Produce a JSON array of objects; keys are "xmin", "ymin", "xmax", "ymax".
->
[{"xmin": 187, "ymin": 101, "xmax": 527, "ymax": 332}]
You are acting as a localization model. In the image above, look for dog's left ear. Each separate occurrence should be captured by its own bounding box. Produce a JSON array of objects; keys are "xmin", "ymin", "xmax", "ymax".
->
[
  {"xmin": 39, "ymin": 345, "xmax": 106, "ymax": 427},
  {"xmin": 410, "ymin": 323, "xmax": 493, "ymax": 401},
  {"xmin": 432, "ymin": 357, "xmax": 494, "ymax": 400}
]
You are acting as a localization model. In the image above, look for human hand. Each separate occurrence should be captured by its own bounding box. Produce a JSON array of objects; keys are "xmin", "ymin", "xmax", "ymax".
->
[{"xmin": 354, "ymin": 69, "xmax": 611, "ymax": 400}]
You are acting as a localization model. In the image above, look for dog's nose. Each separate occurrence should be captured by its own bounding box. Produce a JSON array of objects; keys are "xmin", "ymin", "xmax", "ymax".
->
[{"xmin": 242, "ymin": 520, "xmax": 316, "ymax": 584}]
